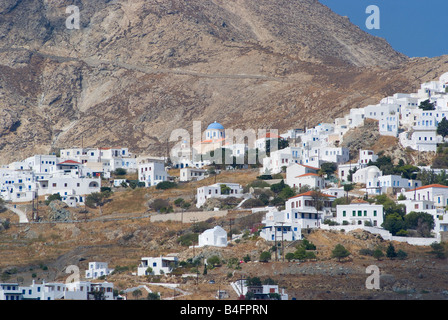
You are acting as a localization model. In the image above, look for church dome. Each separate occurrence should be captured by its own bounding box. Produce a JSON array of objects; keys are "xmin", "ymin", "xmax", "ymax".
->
[{"xmin": 207, "ymin": 121, "xmax": 224, "ymax": 130}]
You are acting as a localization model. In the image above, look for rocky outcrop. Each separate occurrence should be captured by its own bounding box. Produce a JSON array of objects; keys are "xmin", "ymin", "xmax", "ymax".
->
[{"xmin": 48, "ymin": 200, "xmax": 76, "ymax": 222}]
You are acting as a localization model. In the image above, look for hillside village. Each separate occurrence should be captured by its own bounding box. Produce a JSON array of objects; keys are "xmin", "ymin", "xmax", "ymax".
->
[{"xmin": 1, "ymin": 73, "xmax": 448, "ymax": 301}]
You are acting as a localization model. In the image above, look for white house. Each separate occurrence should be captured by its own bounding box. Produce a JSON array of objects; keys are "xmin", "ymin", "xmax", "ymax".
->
[
  {"xmin": 352, "ymin": 166, "xmax": 382, "ymax": 195},
  {"xmin": 180, "ymin": 167, "xmax": 207, "ymax": 182},
  {"xmin": 364, "ymin": 103, "xmax": 400, "ymax": 122},
  {"xmin": 286, "ymin": 163, "xmax": 319, "ymax": 187},
  {"xmin": 0, "ymin": 280, "xmax": 115, "ymax": 300},
  {"xmin": 260, "ymin": 147, "xmax": 295, "ymax": 175},
  {"xmin": 231, "ymin": 279, "xmax": 288, "ymax": 300},
  {"xmin": 198, "ymin": 226, "xmax": 228, "ymax": 247},
  {"xmin": 398, "ymin": 199, "xmax": 437, "ymax": 215},
  {"xmin": 337, "ymin": 162, "xmax": 364, "ymax": 183},
  {"xmin": 379, "ymin": 114, "xmax": 399, "ymax": 137},
  {"xmin": 137, "ymin": 157, "xmax": 168, "ymax": 187},
  {"xmin": 378, "ymin": 175, "xmax": 422, "ymax": 194},
  {"xmin": 401, "ymin": 184, "xmax": 448, "ymax": 207},
  {"xmin": 260, "ymin": 209, "xmax": 302, "ymax": 242},
  {"xmin": 0, "ymin": 169, "xmax": 37, "ymax": 203},
  {"xmin": 196, "ymin": 183, "xmax": 244, "ymax": 208},
  {"xmin": 85, "ymin": 262, "xmax": 114, "ymax": 279},
  {"xmin": 335, "ymin": 201, "xmax": 384, "ymax": 227},
  {"xmin": 137, "ymin": 256, "xmax": 178, "ymax": 276},
  {"xmin": 285, "ymin": 191, "xmax": 336, "ymax": 228},
  {"xmin": 288, "ymin": 173, "xmax": 324, "ymax": 191},
  {"xmin": 319, "ymin": 147, "xmax": 350, "ymax": 164},
  {"xmin": 0, "ymin": 283, "xmax": 22, "ymax": 300},
  {"xmin": 36, "ymin": 175, "xmax": 101, "ymax": 201},
  {"xmin": 358, "ymin": 149, "xmax": 378, "ymax": 165}
]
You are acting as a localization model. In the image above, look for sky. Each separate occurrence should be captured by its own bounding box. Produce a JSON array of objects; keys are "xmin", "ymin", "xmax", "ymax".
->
[{"xmin": 318, "ymin": 0, "xmax": 448, "ymax": 58}]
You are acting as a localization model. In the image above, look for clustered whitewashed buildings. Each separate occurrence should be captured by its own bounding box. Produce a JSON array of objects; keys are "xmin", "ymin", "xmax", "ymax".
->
[
  {"xmin": 1, "ymin": 73, "xmax": 448, "ymax": 301},
  {"xmin": 0, "ymin": 147, "xmax": 175, "ymax": 206},
  {"xmin": 0, "ymin": 148, "xmax": 133, "ymax": 206},
  {"xmin": 0, "ymin": 280, "xmax": 115, "ymax": 301}
]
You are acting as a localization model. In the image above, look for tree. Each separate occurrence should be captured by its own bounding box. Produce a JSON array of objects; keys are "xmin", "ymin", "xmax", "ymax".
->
[
  {"xmin": 85, "ymin": 191, "xmax": 111, "ymax": 215},
  {"xmin": 285, "ymin": 252, "xmax": 295, "ymax": 261},
  {"xmin": 132, "ymin": 289, "xmax": 142, "ymax": 300},
  {"xmin": 270, "ymin": 180, "xmax": 286, "ymax": 193},
  {"xmin": 310, "ymin": 188, "xmax": 325, "ymax": 213},
  {"xmin": 207, "ymin": 255, "xmax": 221, "ymax": 267},
  {"xmin": 293, "ymin": 247, "xmax": 307, "ymax": 260},
  {"xmin": 396, "ymin": 249, "xmax": 408, "ymax": 260},
  {"xmin": 113, "ymin": 168, "xmax": 127, "ymax": 176},
  {"xmin": 220, "ymin": 184, "xmax": 231, "ymax": 195},
  {"xmin": 174, "ymin": 198, "xmax": 185, "ymax": 207},
  {"xmin": 429, "ymin": 242, "xmax": 446, "ymax": 259},
  {"xmin": 382, "ymin": 213, "xmax": 406, "ymax": 236},
  {"xmin": 396, "ymin": 164, "xmax": 420, "ymax": 180},
  {"xmin": 147, "ymin": 292, "xmax": 160, "ymax": 300},
  {"xmin": 404, "ymin": 211, "xmax": 435, "ymax": 237},
  {"xmin": 320, "ymin": 162, "xmax": 337, "ymax": 177},
  {"xmin": 343, "ymin": 183, "xmax": 355, "ymax": 202},
  {"xmin": 259, "ymin": 251, "xmax": 271, "ymax": 262},
  {"xmin": 246, "ymin": 276, "xmax": 262, "ymax": 286},
  {"xmin": 386, "ymin": 243, "xmax": 397, "ymax": 259},
  {"xmin": 373, "ymin": 249, "xmax": 384, "ymax": 261},
  {"xmin": 418, "ymin": 99, "xmax": 435, "ymax": 111},
  {"xmin": 149, "ymin": 198, "xmax": 172, "ymax": 213},
  {"xmin": 156, "ymin": 181, "xmax": 177, "ymax": 190},
  {"xmin": 331, "ymin": 244, "xmax": 350, "ymax": 262},
  {"xmin": 301, "ymin": 239, "xmax": 316, "ymax": 250},
  {"xmin": 45, "ymin": 193, "xmax": 62, "ymax": 205},
  {"xmin": 347, "ymin": 167, "xmax": 357, "ymax": 182},
  {"xmin": 437, "ymin": 117, "xmax": 448, "ymax": 138}
]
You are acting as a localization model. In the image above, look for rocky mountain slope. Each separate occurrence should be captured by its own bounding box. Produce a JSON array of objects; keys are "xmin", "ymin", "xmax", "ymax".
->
[{"xmin": 0, "ymin": 0, "xmax": 447, "ymax": 163}]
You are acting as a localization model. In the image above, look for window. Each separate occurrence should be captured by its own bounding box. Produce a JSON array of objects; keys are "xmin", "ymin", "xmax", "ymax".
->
[
  {"xmin": 358, "ymin": 211, "xmax": 362, "ymax": 217},
  {"xmin": 343, "ymin": 211, "xmax": 346, "ymax": 217},
  {"xmin": 373, "ymin": 210, "xmax": 377, "ymax": 216}
]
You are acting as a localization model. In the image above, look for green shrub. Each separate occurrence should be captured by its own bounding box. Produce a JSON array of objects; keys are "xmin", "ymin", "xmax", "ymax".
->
[
  {"xmin": 176, "ymin": 233, "xmax": 198, "ymax": 247},
  {"xmin": 359, "ymin": 248, "xmax": 374, "ymax": 256},
  {"xmin": 114, "ymin": 168, "xmax": 127, "ymax": 176},
  {"xmin": 396, "ymin": 249, "xmax": 408, "ymax": 260},
  {"xmin": 156, "ymin": 181, "xmax": 177, "ymax": 190},
  {"xmin": 331, "ymin": 244, "xmax": 350, "ymax": 261},
  {"xmin": 259, "ymin": 251, "xmax": 271, "ymax": 262},
  {"xmin": 45, "ymin": 193, "xmax": 62, "ymax": 205},
  {"xmin": 373, "ymin": 249, "xmax": 384, "ymax": 260}
]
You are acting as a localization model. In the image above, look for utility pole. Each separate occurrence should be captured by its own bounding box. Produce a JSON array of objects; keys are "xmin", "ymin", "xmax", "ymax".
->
[
  {"xmin": 228, "ymin": 218, "xmax": 234, "ymax": 241},
  {"xmin": 190, "ymin": 217, "xmax": 198, "ymax": 260},
  {"xmin": 280, "ymin": 222, "xmax": 285, "ymax": 262},
  {"xmin": 274, "ymin": 225, "xmax": 278, "ymax": 261}
]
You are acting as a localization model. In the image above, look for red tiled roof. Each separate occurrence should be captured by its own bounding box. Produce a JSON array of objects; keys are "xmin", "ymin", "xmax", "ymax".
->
[
  {"xmin": 351, "ymin": 199, "xmax": 369, "ymax": 204},
  {"xmin": 299, "ymin": 164, "xmax": 320, "ymax": 171},
  {"xmin": 408, "ymin": 184, "xmax": 448, "ymax": 192},
  {"xmin": 288, "ymin": 191, "xmax": 335, "ymax": 199},
  {"xmin": 259, "ymin": 132, "xmax": 281, "ymax": 139},
  {"xmin": 295, "ymin": 173, "xmax": 320, "ymax": 178},
  {"xmin": 58, "ymin": 160, "xmax": 81, "ymax": 165}
]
